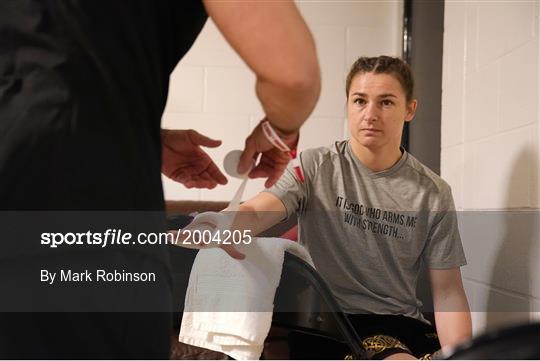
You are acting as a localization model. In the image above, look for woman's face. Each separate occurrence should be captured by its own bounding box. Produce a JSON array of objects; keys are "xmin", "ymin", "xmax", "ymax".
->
[{"xmin": 347, "ymin": 72, "xmax": 416, "ymax": 153}]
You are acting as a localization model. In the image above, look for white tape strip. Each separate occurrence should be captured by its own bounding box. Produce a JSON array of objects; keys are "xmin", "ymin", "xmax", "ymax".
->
[{"xmin": 221, "ymin": 177, "xmax": 248, "ymax": 231}]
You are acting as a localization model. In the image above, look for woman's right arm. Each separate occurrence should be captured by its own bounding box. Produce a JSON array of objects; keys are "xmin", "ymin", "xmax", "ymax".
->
[
  {"xmin": 231, "ymin": 192, "xmax": 288, "ymax": 237},
  {"xmin": 211, "ymin": 192, "xmax": 288, "ymax": 259}
]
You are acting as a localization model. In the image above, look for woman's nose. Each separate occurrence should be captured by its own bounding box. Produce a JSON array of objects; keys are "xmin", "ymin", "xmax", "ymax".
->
[{"xmin": 362, "ymin": 102, "xmax": 379, "ymax": 122}]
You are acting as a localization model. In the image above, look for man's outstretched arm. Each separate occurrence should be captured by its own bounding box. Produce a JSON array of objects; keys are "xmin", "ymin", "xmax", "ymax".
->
[{"xmin": 204, "ymin": 0, "xmax": 321, "ymax": 184}]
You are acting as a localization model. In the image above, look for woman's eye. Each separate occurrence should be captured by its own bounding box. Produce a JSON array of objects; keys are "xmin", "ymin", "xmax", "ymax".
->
[
  {"xmin": 354, "ymin": 98, "xmax": 366, "ymax": 105},
  {"xmin": 381, "ymin": 99, "xmax": 394, "ymax": 106}
]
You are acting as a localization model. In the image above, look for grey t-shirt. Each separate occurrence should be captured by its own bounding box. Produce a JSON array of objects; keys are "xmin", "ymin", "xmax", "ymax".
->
[{"xmin": 265, "ymin": 140, "xmax": 466, "ymax": 321}]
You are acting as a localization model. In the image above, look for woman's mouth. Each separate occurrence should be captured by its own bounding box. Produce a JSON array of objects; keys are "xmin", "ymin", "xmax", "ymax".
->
[{"xmin": 361, "ymin": 128, "xmax": 382, "ymax": 134}]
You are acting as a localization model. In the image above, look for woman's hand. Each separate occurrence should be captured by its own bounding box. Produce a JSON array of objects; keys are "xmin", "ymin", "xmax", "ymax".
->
[{"xmin": 171, "ymin": 211, "xmax": 246, "ymax": 260}]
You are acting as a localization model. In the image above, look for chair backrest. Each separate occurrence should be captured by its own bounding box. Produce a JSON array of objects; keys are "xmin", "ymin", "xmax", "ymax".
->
[
  {"xmin": 170, "ymin": 247, "xmax": 366, "ymax": 358},
  {"xmin": 168, "ymin": 218, "xmax": 366, "ymax": 359},
  {"xmin": 273, "ymin": 252, "xmax": 366, "ymax": 359}
]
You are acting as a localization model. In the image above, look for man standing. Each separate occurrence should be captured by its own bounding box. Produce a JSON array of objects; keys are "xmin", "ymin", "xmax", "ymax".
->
[{"xmin": 0, "ymin": 0, "xmax": 320, "ymax": 358}]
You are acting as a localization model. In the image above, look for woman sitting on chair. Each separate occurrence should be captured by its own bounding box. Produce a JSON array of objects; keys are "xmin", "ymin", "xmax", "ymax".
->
[{"xmin": 191, "ymin": 56, "xmax": 472, "ymax": 360}]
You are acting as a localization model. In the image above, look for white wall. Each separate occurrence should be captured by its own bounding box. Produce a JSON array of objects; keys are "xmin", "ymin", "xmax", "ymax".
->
[
  {"xmin": 162, "ymin": 1, "xmax": 403, "ymax": 202},
  {"xmin": 441, "ymin": 1, "xmax": 540, "ymax": 334}
]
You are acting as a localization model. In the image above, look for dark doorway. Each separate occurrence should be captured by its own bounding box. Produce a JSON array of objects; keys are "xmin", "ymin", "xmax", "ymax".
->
[{"xmin": 402, "ymin": 0, "xmax": 445, "ymax": 175}]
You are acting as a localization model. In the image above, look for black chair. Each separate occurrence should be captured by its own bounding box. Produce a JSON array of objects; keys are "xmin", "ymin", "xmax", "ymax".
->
[
  {"xmin": 272, "ymin": 252, "xmax": 366, "ymax": 359},
  {"xmin": 169, "ymin": 245, "xmax": 366, "ymax": 359},
  {"xmin": 447, "ymin": 322, "xmax": 540, "ymax": 360}
]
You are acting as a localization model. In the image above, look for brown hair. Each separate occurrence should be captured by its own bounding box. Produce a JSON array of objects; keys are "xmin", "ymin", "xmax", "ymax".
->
[{"xmin": 345, "ymin": 56, "xmax": 415, "ymax": 102}]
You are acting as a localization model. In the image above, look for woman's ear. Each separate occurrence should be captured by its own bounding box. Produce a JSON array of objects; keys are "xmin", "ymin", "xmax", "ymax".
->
[{"xmin": 405, "ymin": 99, "xmax": 417, "ymax": 122}]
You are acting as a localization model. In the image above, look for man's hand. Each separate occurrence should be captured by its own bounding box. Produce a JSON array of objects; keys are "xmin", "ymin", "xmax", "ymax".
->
[
  {"xmin": 161, "ymin": 129, "xmax": 228, "ymax": 189},
  {"xmin": 238, "ymin": 120, "xmax": 298, "ymax": 188}
]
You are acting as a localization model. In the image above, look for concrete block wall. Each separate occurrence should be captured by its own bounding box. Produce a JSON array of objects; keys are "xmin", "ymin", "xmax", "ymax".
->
[
  {"xmin": 162, "ymin": 1, "xmax": 403, "ymax": 201},
  {"xmin": 441, "ymin": 1, "xmax": 540, "ymax": 334}
]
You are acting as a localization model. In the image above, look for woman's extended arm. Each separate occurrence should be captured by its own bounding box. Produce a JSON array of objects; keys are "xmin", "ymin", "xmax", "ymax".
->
[{"xmin": 230, "ymin": 192, "xmax": 288, "ymax": 237}]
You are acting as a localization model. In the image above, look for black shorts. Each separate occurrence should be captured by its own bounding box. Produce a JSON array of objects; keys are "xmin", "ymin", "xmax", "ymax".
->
[{"xmin": 288, "ymin": 314, "xmax": 441, "ymax": 360}]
